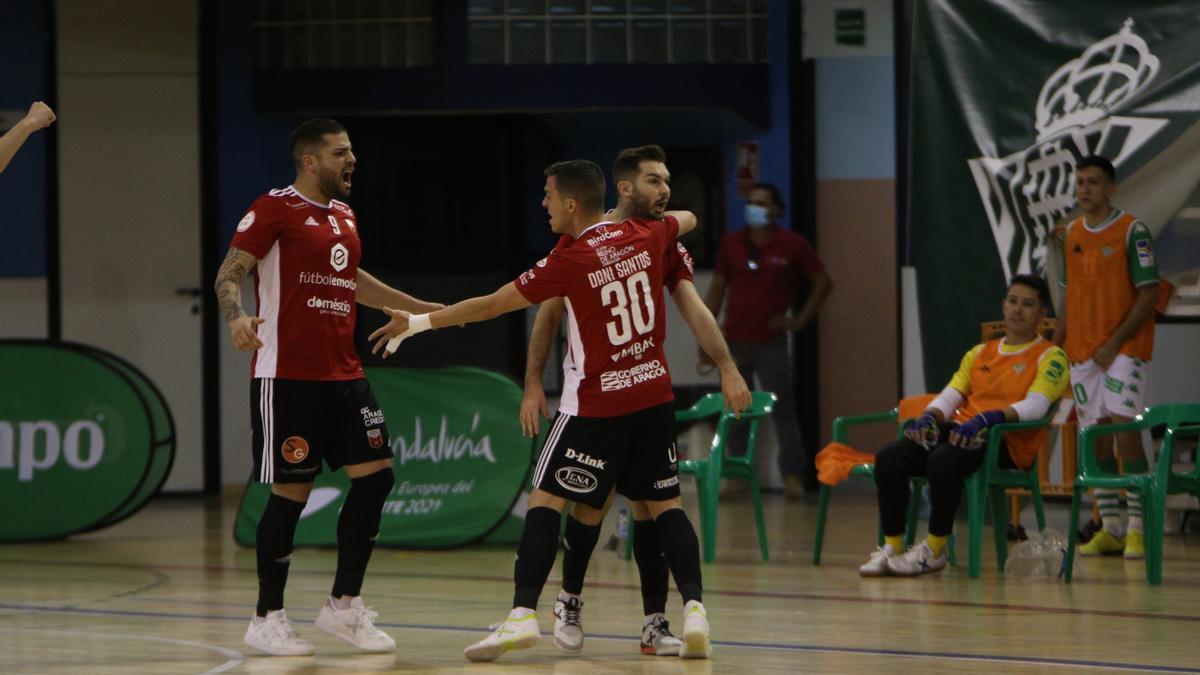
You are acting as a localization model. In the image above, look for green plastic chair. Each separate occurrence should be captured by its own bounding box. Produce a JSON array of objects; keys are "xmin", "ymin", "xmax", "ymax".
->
[
  {"xmin": 961, "ymin": 404, "xmax": 1058, "ymax": 578},
  {"xmin": 812, "ymin": 394, "xmax": 944, "ymax": 565},
  {"xmin": 1065, "ymin": 403, "xmax": 1200, "ymax": 585},
  {"xmin": 674, "ymin": 390, "xmax": 776, "ymax": 563}
]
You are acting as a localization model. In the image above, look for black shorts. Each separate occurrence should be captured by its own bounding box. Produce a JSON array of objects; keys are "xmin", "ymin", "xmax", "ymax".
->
[
  {"xmin": 532, "ymin": 402, "xmax": 680, "ymax": 509},
  {"xmin": 251, "ymin": 377, "xmax": 393, "ymax": 484}
]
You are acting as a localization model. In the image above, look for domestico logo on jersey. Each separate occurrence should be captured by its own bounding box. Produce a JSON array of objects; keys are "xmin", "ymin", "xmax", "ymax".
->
[
  {"xmin": 307, "ymin": 296, "xmax": 352, "ymax": 316},
  {"xmin": 966, "ymin": 18, "xmax": 1165, "ymax": 280},
  {"xmin": 599, "ymin": 359, "xmax": 666, "ymax": 392}
]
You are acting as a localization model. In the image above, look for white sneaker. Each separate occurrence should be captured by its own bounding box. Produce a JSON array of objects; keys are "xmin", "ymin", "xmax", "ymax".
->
[
  {"xmin": 679, "ymin": 600, "xmax": 711, "ymax": 659},
  {"xmin": 886, "ymin": 541, "xmax": 947, "ymax": 577},
  {"xmin": 315, "ymin": 597, "xmax": 395, "ymax": 652},
  {"xmin": 244, "ymin": 609, "xmax": 315, "ymax": 656},
  {"xmin": 858, "ymin": 544, "xmax": 897, "ymax": 577},
  {"xmin": 640, "ymin": 613, "xmax": 683, "ymax": 656},
  {"xmin": 463, "ymin": 609, "xmax": 541, "ymax": 662},
  {"xmin": 552, "ymin": 594, "xmax": 584, "ymax": 653}
]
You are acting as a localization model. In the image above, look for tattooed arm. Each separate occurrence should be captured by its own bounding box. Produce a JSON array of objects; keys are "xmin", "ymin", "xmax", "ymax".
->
[{"xmin": 215, "ymin": 247, "xmax": 264, "ymax": 351}]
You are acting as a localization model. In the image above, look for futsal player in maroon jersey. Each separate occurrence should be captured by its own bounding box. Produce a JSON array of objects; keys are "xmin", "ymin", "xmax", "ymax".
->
[{"xmin": 216, "ymin": 118, "xmax": 442, "ymax": 656}]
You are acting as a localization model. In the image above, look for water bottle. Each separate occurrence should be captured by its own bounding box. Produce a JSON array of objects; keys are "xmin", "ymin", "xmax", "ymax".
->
[{"xmin": 615, "ymin": 508, "xmax": 630, "ymax": 556}]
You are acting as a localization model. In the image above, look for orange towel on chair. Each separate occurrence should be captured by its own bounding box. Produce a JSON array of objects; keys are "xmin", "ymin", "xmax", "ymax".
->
[{"xmin": 815, "ymin": 442, "xmax": 877, "ymax": 486}]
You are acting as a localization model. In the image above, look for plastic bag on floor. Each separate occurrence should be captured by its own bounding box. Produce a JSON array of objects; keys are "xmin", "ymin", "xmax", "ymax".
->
[{"xmin": 1003, "ymin": 528, "xmax": 1083, "ymax": 580}]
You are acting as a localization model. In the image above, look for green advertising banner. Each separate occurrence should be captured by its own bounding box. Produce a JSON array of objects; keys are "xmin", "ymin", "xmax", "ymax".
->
[
  {"xmin": 234, "ymin": 367, "xmax": 534, "ymax": 548},
  {"xmin": 0, "ymin": 341, "xmax": 175, "ymax": 541},
  {"xmin": 910, "ymin": 1, "xmax": 1200, "ymax": 384}
]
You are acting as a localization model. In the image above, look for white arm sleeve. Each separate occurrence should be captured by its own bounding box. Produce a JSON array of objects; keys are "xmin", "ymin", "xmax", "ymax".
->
[
  {"xmin": 1009, "ymin": 392, "xmax": 1051, "ymax": 421},
  {"xmin": 928, "ymin": 386, "xmax": 965, "ymax": 420}
]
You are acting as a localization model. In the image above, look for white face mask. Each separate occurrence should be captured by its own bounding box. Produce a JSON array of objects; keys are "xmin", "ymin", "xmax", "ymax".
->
[{"xmin": 744, "ymin": 204, "xmax": 771, "ymax": 228}]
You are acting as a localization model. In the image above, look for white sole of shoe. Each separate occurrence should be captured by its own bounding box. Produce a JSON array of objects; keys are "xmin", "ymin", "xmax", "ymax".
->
[
  {"xmin": 642, "ymin": 644, "xmax": 681, "ymax": 656},
  {"xmin": 243, "ymin": 636, "xmax": 314, "ymax": 657},
  {"xmin": 858, "ymin": 567, "xmax": 889, "ymax": 577},
  {"xmin": 553, "ymin": 634, "xmax": 583, "ymax": 653},
  {"xmin": 463, "ymin": 633, "xmax": 540, "ymax": 662},
  {"xmin": 680, "ymin": 630, "xmax": 711, "ymax": 659}
]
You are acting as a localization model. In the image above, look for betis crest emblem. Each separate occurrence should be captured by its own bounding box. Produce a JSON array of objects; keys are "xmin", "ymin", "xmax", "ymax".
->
[{"xmin": 967, "ymin": 19, "xmax": 1165, "ymax": 280}]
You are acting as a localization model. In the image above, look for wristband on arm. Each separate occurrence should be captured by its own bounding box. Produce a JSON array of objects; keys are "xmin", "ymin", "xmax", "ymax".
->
[{"xmin": 384, "ymin": 313, "xmax": 433, "ymax": 355}]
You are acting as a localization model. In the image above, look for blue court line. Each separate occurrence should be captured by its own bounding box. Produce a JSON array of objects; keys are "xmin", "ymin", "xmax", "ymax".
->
[
  {"xmin": 1, "ymin": 602, "xmax": 1195, "ymax": 672},
  {"xmin": 4, "ymin": 557, "xmax": 1199, "ymax": 625}
]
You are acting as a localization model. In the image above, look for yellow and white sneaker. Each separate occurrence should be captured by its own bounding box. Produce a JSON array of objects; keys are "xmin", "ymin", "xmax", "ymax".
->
[
  {"xmin": 1123, "ymin": 529, "xmax": 1145, "ymax": 560},
  {"xmin": 679, "ymin": 600, "xmax": 711, "ymax": 659},
  {"xmin": 1079, "ymin": 529, "xmax": 1125, "ymax": 556},
  {"xmin": 463, "ymin": 609, "xmax": 541, "ymax": 662}
]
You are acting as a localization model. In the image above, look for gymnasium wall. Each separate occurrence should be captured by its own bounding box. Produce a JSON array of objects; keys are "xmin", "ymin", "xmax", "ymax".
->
[
  {"xmin": 0, "ymin": 1, "xmax": 50, "ymax": 339},
  {"xmin": 808, "ymin": 0, "xmax": 900, "ymax": 450}
]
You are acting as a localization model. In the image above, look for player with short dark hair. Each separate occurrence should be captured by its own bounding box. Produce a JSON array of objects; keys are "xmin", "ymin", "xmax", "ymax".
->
[
  {"xmin": 216, "ymin": 118, "xmax": 443, "ymax": 656},
  {"xmin": 859, "ymin": 275, "xmax": 1068, "ymax": 577},
  {"xmin": 518, "ymin": 144, "xmax": 745, "ymax": 657},
  {"xmin": 1052, "ymin": 154, "xmax": 1159, "ymax": 559},
  {"xmin": 370, "ymin": 158, "xmax": 748, "ymax": 661}
]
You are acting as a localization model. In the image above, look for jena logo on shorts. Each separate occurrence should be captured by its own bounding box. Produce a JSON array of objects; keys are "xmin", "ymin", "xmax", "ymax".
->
[
  {"xmin": 281, "ymin": 436, "xmax": 310, "ymax": 463},
  {"xmin": 555, "ymin": 467, "xmax": 598, "ymax": 493}
]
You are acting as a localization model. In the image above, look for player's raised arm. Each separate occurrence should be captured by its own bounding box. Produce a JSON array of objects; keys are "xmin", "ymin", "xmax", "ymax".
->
[
  {"xmin": 369, "ymin": 282, "xmax": 533, "ymax": 356},
  {"xmin": 214, "ymin": 247, "xmax": 264, "ymax": 351},
  {"xmin": 0, "ymin": 101, "xmax": 56, "ymax": 174},
  {"xmin": 667, "ymin": 210, "xmax": 697, "ymax": 235}
]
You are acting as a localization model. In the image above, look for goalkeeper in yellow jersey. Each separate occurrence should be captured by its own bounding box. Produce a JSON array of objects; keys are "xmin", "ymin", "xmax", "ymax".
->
[{"xmin": 859, "ymin": 275, "xmax": 1068, "ymax": 577}]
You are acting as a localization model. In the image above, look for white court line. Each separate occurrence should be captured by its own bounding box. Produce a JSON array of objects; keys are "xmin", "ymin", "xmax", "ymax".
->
[{"xmin": 0, "ymin": 625, "xmax": 245, "ymax": 674}]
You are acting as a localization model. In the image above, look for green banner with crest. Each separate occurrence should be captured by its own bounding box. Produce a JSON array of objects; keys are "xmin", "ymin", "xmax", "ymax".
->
[{"xmin": 910, "ymin": 1, "xmax": 1200, "ymax": 384}]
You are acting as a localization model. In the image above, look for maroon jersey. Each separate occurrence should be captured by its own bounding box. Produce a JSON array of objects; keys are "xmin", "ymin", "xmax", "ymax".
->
[
  {"xmin": 666, "ymin": 241, "xmax": 695, "ymax": 292},
  {"xmin": 229, "ymin": 185, "xmax": 363, "ymax": 380},
  {"xmin": 520, "ymin": 217, "xmax": 680, "ymax": 417},
  {"xmin": 715, "ymin": 227, "xmax": 824, "ymax": 343}
]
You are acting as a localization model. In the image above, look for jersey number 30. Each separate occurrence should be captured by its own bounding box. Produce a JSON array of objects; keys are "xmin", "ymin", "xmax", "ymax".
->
[{"xmin": 600, "ymin": 271, "xmax": 654, "ymax": 346}]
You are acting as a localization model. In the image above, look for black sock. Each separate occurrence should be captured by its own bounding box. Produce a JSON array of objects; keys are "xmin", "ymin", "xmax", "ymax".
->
[
  {"xmin": 560, "ymin": 515, "xmax": 602, "ymax": 596},
  {"xmin": 332, "ymin": 469, "xmax": 394, "ymax": 598},
  {"xmin": 513, "ymin": 507, "xmax": 562, "ymax": 610},
  {"xmin": 632, "ymin": 518, "xmax": 669, "ymax": 616},
  {"xmin": 654, "ymin": 508, "xmax": 702, "ymax": 604},
  {"xmin": 256, "ymin": 492, "xmax": 307, "ymax": 616}
]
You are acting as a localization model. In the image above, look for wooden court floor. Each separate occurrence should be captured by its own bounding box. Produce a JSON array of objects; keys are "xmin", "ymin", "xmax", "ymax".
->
[{"xmin": 2, "ymin": 481, "xmax": 1199, "ymax": 673}]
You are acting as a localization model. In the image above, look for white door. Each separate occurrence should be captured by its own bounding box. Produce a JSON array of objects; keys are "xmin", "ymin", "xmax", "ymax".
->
[{"xmin": 56, "ymin": 0, "xmax": 203, "ymax": 491}]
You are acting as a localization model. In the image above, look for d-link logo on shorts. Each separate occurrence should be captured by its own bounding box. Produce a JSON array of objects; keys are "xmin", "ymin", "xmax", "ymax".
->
[
  {"xmin": 565, "ymin": 448, "xmax": 606, "ymax": 470},
  {"xmin": 555, "ymin": 467, "xmax": 598, "ymax": 493}
]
